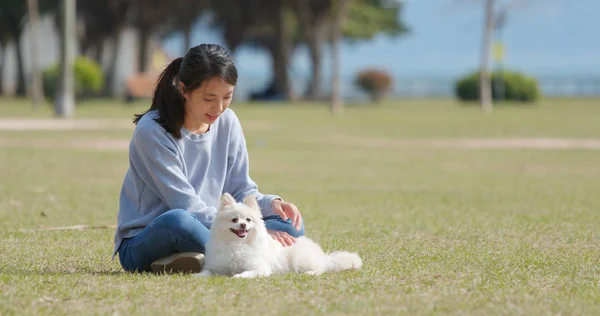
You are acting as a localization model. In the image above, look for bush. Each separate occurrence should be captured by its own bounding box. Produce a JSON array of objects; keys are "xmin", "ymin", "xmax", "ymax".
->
[
  {"xmin": 43, "ymin": 57, "xmax": 105, "ymax": 101},
  {"xmin": 354, "ymin": 69, "xmax": 394, "ymax": 102},
  {"xmin": 455, "ymin": 70, "xmax": 541, "ymax": 103}
]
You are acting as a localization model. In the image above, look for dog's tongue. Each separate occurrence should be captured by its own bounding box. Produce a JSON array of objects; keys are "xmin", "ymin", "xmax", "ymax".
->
[{"xmin": 236, "ymin": 230, "xmax": 247, "ymax": 237}]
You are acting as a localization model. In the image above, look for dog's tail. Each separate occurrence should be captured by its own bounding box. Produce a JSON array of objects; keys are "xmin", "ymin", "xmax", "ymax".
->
[{"xmin": 325, "ymin": 251, "xmax": 363, "ymax": 272}]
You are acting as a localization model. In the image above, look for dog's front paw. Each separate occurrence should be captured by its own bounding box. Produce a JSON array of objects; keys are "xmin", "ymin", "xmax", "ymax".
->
[
  {"xmin": 233, "ymin": 271, "xmax": 259, "ymax": 278},
  {"xmin": 304, "ymin": 271, "xmax": 321, "ymax": 276}
]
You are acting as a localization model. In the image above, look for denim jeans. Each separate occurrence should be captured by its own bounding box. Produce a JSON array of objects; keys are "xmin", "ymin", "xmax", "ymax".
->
[{"xmin": 117, "ymin": 209, "xmax": 305, "ymax": 272}]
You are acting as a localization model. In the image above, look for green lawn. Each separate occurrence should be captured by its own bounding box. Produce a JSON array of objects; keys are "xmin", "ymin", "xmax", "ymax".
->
[{"xmin": 1, "ymin": 97, "xmax": 599, "ymax": 315}]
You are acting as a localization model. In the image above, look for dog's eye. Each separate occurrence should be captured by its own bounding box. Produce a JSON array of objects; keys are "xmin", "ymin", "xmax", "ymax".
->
[
  {"xmin": 231, "ymin": 218, "xmax": 238, "ymax": 223},
  {"xmin": 246, "ymin": 218, "xmax": 251, "ymax": 222}
]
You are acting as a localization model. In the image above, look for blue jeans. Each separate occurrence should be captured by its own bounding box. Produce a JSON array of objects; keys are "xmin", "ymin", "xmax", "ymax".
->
[{"xmin": 117, "ymin": 209, "xmax": 305, "ymax": 272}]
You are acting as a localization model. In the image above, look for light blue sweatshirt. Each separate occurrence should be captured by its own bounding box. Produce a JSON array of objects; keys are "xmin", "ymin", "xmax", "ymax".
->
[{"xmin": 112, "ymin": 108, "xmax": 280, "ymax": 258}]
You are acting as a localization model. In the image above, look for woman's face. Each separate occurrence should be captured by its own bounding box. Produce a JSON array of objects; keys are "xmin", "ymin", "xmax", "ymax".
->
[{"xmin": 181, "ymin": 76, "xmax": 235, "ymax": 125}]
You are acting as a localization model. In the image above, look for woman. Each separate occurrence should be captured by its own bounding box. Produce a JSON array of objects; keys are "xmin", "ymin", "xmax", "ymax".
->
[{"xmin": 112, "ymin": 44, "xmax": 304, "ymax": 274}]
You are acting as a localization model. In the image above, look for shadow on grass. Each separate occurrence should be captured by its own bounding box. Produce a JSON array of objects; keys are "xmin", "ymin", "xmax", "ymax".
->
[
  {"xmin": 1, "ymin": 267, "xmax": 208, "ymax": 277},
  {"xmin": 1, "ymin": 267, "xmax": 125, "ymax": 276}
]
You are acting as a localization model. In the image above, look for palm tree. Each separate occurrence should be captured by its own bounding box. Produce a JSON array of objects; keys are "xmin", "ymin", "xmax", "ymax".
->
[
  {"xmin": 480, "ymin": 0, "xmax": 494, "ymax": 112},
  {"xmin": 76, "ymin": 0, "xmax": 133, "ymax": 96},
  {"xmin": 291, "ymin": 0, "xmax": 332, "ymax": 100},
  {"xmin": 131, "ymin": 0, "xmax": 171, "ymax": 73},
  {"xmin": 166, "ymin": 0, "xmax": 208, "ymax": 53},
  {"xmin": 330, "ymin": 0, "xmax": 352, "ymax": 115},
  {"xmin": 104, "ymin": 0, "xmax": 133, "ymax": 97},
  {"xmin": 0, "ymin": 0, "xmax": 29, "ymax": 96},
  {"xmin": 270, "ymin": 0, "xmax": 294, "ymax": 100},
  {"xmin": 0, "ymin": 0, "xmax": 58, "ymax": 97},
  {"xmin": 0, "ymin": 22, "xmax": 10, "ymax": 95},
  {"xmin": 54, "ymin": 0, "xmax": 76, "ymax": 118},
  {"xmin": 27, "ymin": 0, "xmax": 45, "ymax": 109}
]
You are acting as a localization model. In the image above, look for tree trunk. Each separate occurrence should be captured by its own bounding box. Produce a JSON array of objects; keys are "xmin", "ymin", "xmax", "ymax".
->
[
  {"xmin": 80, "ymin": 37, "xmax": 92, "ymax": 57},
  {"xmin": 105, "ymin": 27, "xmax": 122, "ymax": 97},
  {"xmin": 293, "ymin": 1, "xmax": 326, "ymax": 100},
  {"xmin": 28, "ymin": 0, "xmax": 45, "ymax": 109},
  {"xmin": 53, "ymin": 5, "xmax": 63, "ymax": 42},
  {"xmin": 137, "ymin": 25, "xmax": 149, "ymax": 73},
  {"xmin": 331, "ymin": 0, "xmax": 352, "ymax": 115},
  {"xmin": 479, "ymin": 0, "xmax": 494, "ymax": 112},
  {"xmin": 331, "ymin": 34, "xmax": 342, "ymax": 114},
  {"xmin": 54, "ymin": 0, "xmax": 76, "ymax": 118},
  {"xmin": 0, "ymin": 42, "xmax": 5, "ymax": 95},
  {"xmin": 15, "ymin": 34, "xmax": 27, "ymax": 96},
  {"xmin": 97, "ymin": 40, "xmax": 105, "ymax": 66},
  {"xmin": 273, "ymin": 1, "xmax": 294, "ymax": 100},
  {"xmin": 89, "ymin": 40, "xmax": 105, "ymax": 66},
  {"xmin": 305, "ymin": 32, "xmax": 324, "ymax": 99},
  {"xmin": 183, "ymin": 22, "xmax": 192, "ymax": 53}
]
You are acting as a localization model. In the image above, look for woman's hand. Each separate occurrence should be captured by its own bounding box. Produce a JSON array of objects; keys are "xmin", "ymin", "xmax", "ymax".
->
[
  {"xmin": 267, "ymin": 230, "xmax": 296, "ymax": 247},
  {"xmin": 271, "ymin": 199, "xmax": 303, "ymax": 231}
]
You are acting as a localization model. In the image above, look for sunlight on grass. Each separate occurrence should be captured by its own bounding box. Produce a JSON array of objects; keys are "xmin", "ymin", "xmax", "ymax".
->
[{"xmin": 1, "ymin": 98, "xmax": 599, "ymax": 314}]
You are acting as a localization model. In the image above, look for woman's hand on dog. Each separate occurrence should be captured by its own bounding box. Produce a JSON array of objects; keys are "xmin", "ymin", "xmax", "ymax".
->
[
  {"xmin": 271, "ymin": 199, "xmax": 303, "ymax": 231},
  {"xmin": 268, "ymin": 230, "xmax": 296, "ymax": 247}
]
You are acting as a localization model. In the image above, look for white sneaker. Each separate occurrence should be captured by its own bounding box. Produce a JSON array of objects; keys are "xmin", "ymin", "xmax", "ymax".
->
[{"xmin": 150, "ymin": 252, "xmax": 205, "ymax": 274}]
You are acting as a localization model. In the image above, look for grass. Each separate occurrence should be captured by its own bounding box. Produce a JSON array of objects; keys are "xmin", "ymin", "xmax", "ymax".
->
[{"xmin": 1, "ymin": 97, "xmax": 599, "ymax": 315}]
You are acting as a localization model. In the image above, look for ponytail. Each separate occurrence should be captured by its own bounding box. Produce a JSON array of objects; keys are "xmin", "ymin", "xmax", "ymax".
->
[{"xmin": 133, "ymin": 57, "xmax": 185, "ymax": 139}]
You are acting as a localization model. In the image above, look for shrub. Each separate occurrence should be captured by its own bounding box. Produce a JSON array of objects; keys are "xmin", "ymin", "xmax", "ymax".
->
[
  {"xmin": 354, "ymin": 69, "xmax": 394, "ymax": 102},
  {"xmin": 455, "ymin": 70, "xmax": 541, "ymax": 103},
  {"xmin": 43, "ymin": 57, "xmax": 105, "ymax": 101}
]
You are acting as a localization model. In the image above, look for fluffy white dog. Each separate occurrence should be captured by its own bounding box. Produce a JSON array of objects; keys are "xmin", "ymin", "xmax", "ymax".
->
[{"xmin": 196, "ymin": 193, "xmax": 362, "ymax": 278}]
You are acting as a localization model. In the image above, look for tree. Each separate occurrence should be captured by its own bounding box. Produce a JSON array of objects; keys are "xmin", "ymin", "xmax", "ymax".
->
[
  {"xmin": 76, "ymin": 1, "xmax": 110, "ymax": 59},
  {"xmin": 209, "ymin": 0, "xmax": 258, "ymax": 52},
  {"xmin": 290, "ymin": 0, "xmax": 332, "ymax": 100},
  {"xmin": 164, "ymin": 0, "xmax": 207, "ymax": 53},
  {"xmin": 330, "ymin": 0, "xmax": 352, "ymax": 114},
  {"xmin": 456, "ymin": 0, "xmax": 531, "ymax": 111},
  {"xmin": 130, "ymin": 0, "xmax": 171, "ymax": 73},
  {"xmin": 0, "ymin": 21, "xmax": 9, "ymax": 95},
  {"xmin": 54, "ymin": 0, "xmax": 76, "ymax": 118},
  {"xmin": 27, "ymin": 0, "xmax": 45, "ymax": 109},
  {"xmin": 248, "ymin": 0, "xmax": 299, "ymax": 101},
  {"xmin": 0, "ymin": 0, "xmax": 29, "ymax": 96},
  {"xmin": 292, "ymin": 0, "xmax": 409, "ymax": 101},
  {"xmin": 343, "ymin": 0, "xmax": 409, "ymax": 41},
  {"xmin": 0, "ymin": 0, "xmax": 57, "ymax": 97},
  {"xmin": 75, "ymin": 0, "xmax": 132, "ymax": 96},
  {"xmin": 330, "ymin": 0, "xmax": 409, "ymax": 112},
  {"xmin": 270, "ymin": 0, "xmax": 295, "ymax": 100},
  {"xmin": 210, "ymin": 0, "xmax": 299, "ymax": 100},
  {"xmin": 480, "ymin": 0, "xmax": 494, "ymax": 112},
  {"xmin": 211, "ymin": 0, "xmax": 408, "ymax": 102},
  {"xmin": 104, "ymin": 0, "xmax": 133, "ymax": 97}
]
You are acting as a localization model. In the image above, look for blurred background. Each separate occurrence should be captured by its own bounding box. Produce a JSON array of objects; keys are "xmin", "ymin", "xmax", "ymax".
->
[
  {"xmin": 0, "ymin": 0, "xmax": 598, "ymax": 115},
  {"xmin": 3, "ymin": 2, "xmax": 600, "ymax": 312}
]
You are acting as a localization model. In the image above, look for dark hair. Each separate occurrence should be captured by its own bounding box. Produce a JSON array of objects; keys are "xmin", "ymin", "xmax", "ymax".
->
[{"xmin": 133, "ymin": 44, "xmax": 238, "ymax": 138}]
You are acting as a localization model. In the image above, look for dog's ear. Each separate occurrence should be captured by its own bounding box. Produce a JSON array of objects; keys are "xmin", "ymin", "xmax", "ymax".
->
[
  {"xmin": 220, "ymin": 193, "xmax": 236, "ymax": 209},
  {"xmin": 243, "ymin": 193, "xmax": 259, "ymax": 210}
]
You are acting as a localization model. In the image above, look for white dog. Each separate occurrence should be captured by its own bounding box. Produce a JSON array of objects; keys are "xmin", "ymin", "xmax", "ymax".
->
[{"xmin": 196, "ymin": 193, "xmax": 362, "ymax": 278}]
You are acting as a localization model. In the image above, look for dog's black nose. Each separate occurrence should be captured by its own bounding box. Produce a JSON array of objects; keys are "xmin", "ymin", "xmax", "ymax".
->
[{"xmin": 239, "ymin": 223, "xmax": 246, "ymax": 229}]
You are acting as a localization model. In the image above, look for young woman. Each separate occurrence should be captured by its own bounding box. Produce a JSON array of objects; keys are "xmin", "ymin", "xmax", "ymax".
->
[{"xmin": 112, "ymin": 44, "xmax": 304, "ymax": 274}]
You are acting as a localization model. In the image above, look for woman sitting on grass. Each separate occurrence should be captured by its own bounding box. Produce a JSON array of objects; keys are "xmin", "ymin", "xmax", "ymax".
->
[{"xmin": 112, "ymin": 44, "xmax": 304, "ymax": 274}]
